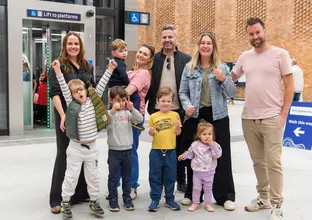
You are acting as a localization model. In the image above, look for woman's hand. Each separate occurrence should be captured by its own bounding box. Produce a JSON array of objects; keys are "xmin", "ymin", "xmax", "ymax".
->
[
  {"xmin": 186, "ymin": 105, "xmax": 195, "ymax": 116},
  {"xmin": 60, "ymin": 114, "xmax": 66, "ymax": 132},
  {"xmin": 52, "ymin": 60, "xmax": 62, "ymax": 76},
  {"xmin": 213, "ymin": 68, "xmax": 226, "ymax": 82}
]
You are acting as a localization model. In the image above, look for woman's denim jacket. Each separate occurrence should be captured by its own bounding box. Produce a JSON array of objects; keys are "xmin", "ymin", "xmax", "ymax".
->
[{"xmin": 179, "ymin": 62, "xmax": 237, "ymax": 121}]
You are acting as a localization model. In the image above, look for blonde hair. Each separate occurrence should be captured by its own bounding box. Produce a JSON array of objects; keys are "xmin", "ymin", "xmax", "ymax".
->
[
  {"xmin": 133, "ymin": 44, "xmax": 155, "ymax": 71},
  {"xmin": 189, "ymin": 32, "xmax": 220, "ymax": 73},
  {"xmin": 195, "ymin": 120, "xmax": 215, "ymax": 141},
  {"xmin": 110, "ymin": 39, "xmax": 127, "ymax": 51},
  {"xmin": 68, "ymin": 79, "xmax": 85, "ymax": 91}
]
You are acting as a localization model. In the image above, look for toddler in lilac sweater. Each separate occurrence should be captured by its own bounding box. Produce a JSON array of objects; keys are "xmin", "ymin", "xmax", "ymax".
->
[{"xmin": 178, "ymin": 120, "xmax": 222, "ymax": 212}]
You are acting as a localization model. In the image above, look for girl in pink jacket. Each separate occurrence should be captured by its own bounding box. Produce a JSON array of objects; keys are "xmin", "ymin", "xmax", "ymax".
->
[{"xmin": 178, "ymin": 120, "xmax": 222, "ymax": 212}]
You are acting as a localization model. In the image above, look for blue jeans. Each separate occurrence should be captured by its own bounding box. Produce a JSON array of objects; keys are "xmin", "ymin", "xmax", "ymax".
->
[
  {"xmin": 293, "ymin": 92, "xmax": 301, "ymax": 101},
  {"xmin": 149, "ymin": 149, "xmax": 177, "ymax": 201},
  {"xmin": 108, "ymin": 149, "xmax": 132, "ymax": 201},
  {"xmin": 130, "ymin": 116, "xmax": 144, "ymax": 188},
  {"xmin": 114, "ymin": 116, "xmax": 144, "ymax": 189}
]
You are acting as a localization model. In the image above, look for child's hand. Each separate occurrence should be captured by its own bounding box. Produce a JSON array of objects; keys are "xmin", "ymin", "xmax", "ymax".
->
[
  {"xmin": 52, "ymin": 60, "xmax": 61, "ymax": 76},
  {"xmin": 60, "ymin": 114, "xmax": 66, "ymax": 132},
  {"xmin": 186, "ymin": 105, "xmax": 195, "ymax": 116},
  {"xmin": 108, "ymin": 59, "xmax": 118, "ymax": 73},
  {"xmin": 178, "ymin": 154, "xmax": 185, "ymax": 161},
  {"xmin": 111, "ymin": 102, "xmax": 121, "ymax": 112},
  {"xmin": 126, "ymin": 96, "xmax": 134, "ymax": 112},
  {"xmin": 174, "ymin": 118, "xmax": 180, "ymax": 129},
  {"xmin": 149, "ymin": 127, "xmax": 156, "ymax": 136},
  {"xmin": 208, "ymin": 140, "xmax": 215, "ymax": 146}
]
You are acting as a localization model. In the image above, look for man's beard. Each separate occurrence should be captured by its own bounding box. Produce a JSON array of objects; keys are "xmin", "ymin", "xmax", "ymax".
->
[
  {"xmin": 163, "ymin": 43, "xmax": 174, "ymax": 53},
  {"xmin": 251, "ymin": 38, "xmax": 265, "ymax": 48}
]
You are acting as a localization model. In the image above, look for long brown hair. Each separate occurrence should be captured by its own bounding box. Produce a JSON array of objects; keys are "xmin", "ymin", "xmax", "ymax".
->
[
  {"xmin": 133, "ymin": 44, "xmax": 155, "ymax": 72},
  {"xmin": 60, "ymin": 32, "xmax": 90, "ymax": 72},
  {"xmin": 189, "ymin": 32, "xmax": 220, "ymax": 73}
]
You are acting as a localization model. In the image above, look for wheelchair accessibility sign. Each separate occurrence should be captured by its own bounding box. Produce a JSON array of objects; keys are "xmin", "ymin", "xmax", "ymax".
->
[
  {"xmin": 283, "ymin": 102, "xmax": 312, "ymax": 150},
  {"xmin": 130, "ymin": 12, "xmax": 140, "ymax": 24},
  {"xmin": 126, "ymin": 11, "xmax": 150, "ymax": 25}
]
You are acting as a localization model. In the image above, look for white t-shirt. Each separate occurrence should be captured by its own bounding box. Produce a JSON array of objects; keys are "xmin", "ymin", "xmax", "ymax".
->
[{"xmin": 292, "ymin": 65, "xmax": 304, "ymax": 92}]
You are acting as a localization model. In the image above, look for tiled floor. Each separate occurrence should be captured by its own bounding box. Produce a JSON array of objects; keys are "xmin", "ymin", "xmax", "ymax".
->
[{"xmin": 0, "ymin": 101, "xmax": 311, "ymax": 220}]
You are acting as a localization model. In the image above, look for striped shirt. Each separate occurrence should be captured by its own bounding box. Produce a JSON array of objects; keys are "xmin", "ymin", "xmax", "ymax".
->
[{"xmin": 56, "ymin": 70, "xmax": 112, "ymax": 142}]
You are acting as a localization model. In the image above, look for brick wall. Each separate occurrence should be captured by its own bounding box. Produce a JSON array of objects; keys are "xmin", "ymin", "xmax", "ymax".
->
[{"xmin": 138, "ymin": 0, "xmax": 312, "ymax": 101}]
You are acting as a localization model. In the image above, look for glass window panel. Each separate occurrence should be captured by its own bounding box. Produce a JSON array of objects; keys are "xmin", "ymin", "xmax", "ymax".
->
[{"xmin": 0, "ymin": 5, "xmax": 8, "ymax": 131}]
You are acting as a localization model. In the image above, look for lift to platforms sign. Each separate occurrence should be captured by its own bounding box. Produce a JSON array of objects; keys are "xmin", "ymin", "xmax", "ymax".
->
[
  {"xmin": 27, "ymin": 9, "xmax": 81, "ymax": 21},
  {"xmin": 283, "ymin": 102, "xmax": 312, "ymax": 150}
]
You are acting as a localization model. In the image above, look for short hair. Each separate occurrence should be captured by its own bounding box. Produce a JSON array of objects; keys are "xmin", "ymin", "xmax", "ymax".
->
[
  {"xmin": 156, "ymin": 87, "xmax": 175, "ymax": 101},
  {"xmin": 109, "ymin": 86, "xmax": 128, "ymax": 99},
  {"xmin": 246, "ymin": 17, "xmax": 265, "ymax": 30},
  {"xmin": 161, "ymin": 24, "xmax": 176, "ymax": 35},
  {"xmin": 110, "ymin": 39, "xmax": 127, "ymax": 51},
  {"xmin": 195, "ymin": 120, "xmax": 215, "ymax": 141},
  {"xmin": 68, "ymin": 79, "xmax": 85, "ymax": 91}
]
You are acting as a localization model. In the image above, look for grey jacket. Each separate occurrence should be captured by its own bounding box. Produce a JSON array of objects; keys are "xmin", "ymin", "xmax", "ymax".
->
[{"xmin": 107, "ymin": 109, "xmax": 143, "ymax": 150}]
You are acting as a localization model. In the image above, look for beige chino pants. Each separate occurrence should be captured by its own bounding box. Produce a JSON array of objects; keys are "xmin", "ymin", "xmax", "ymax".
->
[{"xmin": 242, "ymin": 116, "xmax": 283, "ymax": 205}]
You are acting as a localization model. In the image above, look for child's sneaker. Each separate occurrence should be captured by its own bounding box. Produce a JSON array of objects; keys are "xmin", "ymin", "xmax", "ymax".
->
[
  {"xmin": 89, "ymin": 200, "xmax": 104, "ymax": 216},
  {"xmin": 132, "ymin": 123, "xmax": 145, "ymax": 131},
  {"xmin": 245, "ymin": 196, "xmax": 271, "ymax": 212},
  {"xmin": 148, "ymin": 200, "xmax": 160, "ymax": 212},
  {"xmin": 109, "ymin": 198, "xmax": 120, "ymax": 212},
  {"xmin": 124, "ymin": 197, "xmax": 135, "ymax": 211},
  {"xmin": 165, "ymin": 200, "xmax": 181, "ymax": 211},
  {"xmin": 61, "ymin": 201, "xmax": 73, "ymax": 219},
  {"xmin": 130, "ymin": 188, "xmax": 137, "ymax": 200}
]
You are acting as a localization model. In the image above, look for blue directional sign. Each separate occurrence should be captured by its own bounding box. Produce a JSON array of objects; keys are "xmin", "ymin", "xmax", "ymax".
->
[
  {"xmin": 126, "ymin": 11, "xmax": 150, "ymax": 25},
  {"xmin": 130, "ymin": 12, "xmax": 140, "ymax": 24},
  {"xmin": 283, "ymin": 102, "xmax": 312, "ymax": 150},
  {"xmin": 27, "ymin": 9, "xmax": 81, "ymax": 21}
]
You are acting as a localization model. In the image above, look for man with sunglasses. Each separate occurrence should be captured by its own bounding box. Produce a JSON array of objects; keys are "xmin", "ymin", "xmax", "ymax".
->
[{"xmin": 147, "ymin": 24, "xmax": 191, "ymax": 193}]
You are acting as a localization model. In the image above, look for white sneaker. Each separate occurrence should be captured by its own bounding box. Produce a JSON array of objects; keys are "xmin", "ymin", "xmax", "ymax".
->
[
  {"xmin": 245, "ymin": 196, "xmax": 271, "ymax": 212},
  {"xmin": 224, "ymin": 200, "xmax": 235, "ymax": 211},
  {"xmin": 181, "ymin": 198, "xmax": 192, "ymax": 206},
  {"xmin": 269, "ymin": 205, "xmax": 283, "ymax": 220},
  {"xmin": 130, "ymin": 188, "xmax": 137, "ymax": 200}
]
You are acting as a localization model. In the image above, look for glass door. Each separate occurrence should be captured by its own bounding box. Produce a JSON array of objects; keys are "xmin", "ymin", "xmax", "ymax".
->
[
  {"xmin": 22, "ymin": 20, "xmax": 84, "ymax": 130},
  {"xmin": 22, "ymin": 27, "xmax": 33, "ymax": 129}
]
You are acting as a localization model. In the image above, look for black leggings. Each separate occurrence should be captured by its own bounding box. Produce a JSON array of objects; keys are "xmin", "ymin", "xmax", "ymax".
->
[
  {"xmin": 49, "ymin": 108, "xmax": 89, "ymax": 208},
  {"xmin": 181, "ymin": 107, "xmax": 235, "ymax": 205}
]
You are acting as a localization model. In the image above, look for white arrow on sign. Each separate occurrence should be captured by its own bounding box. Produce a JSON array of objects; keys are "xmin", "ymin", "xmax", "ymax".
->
[{"xmin": 294, "ymin": 127, "xmax": 305, "ymax": 137}]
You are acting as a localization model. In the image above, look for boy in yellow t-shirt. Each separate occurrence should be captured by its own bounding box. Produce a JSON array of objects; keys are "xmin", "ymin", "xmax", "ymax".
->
[{"xmin": 147, "ymin": 87, "xmax": 182, "ymax": 212}]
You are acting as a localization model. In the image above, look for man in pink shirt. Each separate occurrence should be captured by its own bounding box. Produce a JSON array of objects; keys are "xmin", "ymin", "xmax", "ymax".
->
[{"xmin": 232, "ymin": 18, "xmax": 294, "ymax": 220}]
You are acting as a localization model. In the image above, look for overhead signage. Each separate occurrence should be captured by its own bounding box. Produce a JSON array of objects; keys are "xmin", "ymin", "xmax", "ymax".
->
[
  {"xmin": 27, "ymin": 9, "xmax": 81, "ymax": 21},
  {"xmin": 125, "ymin": 11, "xmax": 150, "ymax": 25},
  {"xmin": 283, "ymin": 102, "xmax": 312, "ymax": 150}
]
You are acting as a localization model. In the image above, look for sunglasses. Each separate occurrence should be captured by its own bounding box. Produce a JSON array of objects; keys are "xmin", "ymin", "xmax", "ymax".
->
[{"xmin": 166, "ymin": 57, "xmax": 170, "ymax": 70}]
